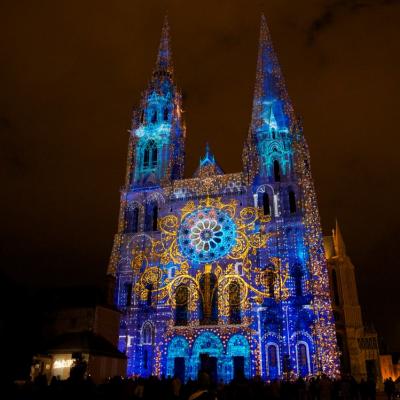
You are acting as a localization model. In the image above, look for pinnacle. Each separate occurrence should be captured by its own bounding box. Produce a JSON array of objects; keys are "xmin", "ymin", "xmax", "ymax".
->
[{"xmin": 154, "ymin": 15, "xmax": 173, "ymax": 75}]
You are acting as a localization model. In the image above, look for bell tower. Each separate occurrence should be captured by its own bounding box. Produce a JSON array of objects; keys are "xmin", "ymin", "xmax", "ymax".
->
[
  {"xmin": 127, "ymin": 17, "xmax": 185, "ymax": 188},
  {"xmin": 243, "ymin": 15, "xmax": 340, "ymax": 377}
]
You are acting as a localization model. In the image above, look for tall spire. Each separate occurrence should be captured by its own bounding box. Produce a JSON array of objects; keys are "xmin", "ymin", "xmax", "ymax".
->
[
  {"xmin": 251, "ymin": 14, "xmax": 295, "ymax": 131},
  {"xmin": 154, "ymin": 15, "xmax": 173, "ymax": 75}
]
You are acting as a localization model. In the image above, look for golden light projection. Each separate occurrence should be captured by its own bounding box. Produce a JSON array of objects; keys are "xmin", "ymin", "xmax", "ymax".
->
[{"xmin": 132, "ymin": 197, "xmax": 289, "ymax": 319}]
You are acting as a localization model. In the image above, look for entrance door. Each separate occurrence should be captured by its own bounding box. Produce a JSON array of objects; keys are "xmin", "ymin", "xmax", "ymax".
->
[
  {"xmin": 174, "ymin": 357, "xmax": 185, "ymax": 382},
  {"xmin": 200, "ymin": 353, "xmax": 218, "ymax": 383},
  {"xmin": 233, "ymin": 356, "xmax": 245, "ymax": 379}
]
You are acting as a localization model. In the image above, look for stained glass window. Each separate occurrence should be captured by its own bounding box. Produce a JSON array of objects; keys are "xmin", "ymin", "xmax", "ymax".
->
[{"xmin": 178, "ymin": 207, "xmax": 237, "ymax": 263}]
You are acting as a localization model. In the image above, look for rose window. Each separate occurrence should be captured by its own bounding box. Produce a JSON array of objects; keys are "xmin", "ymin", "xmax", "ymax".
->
[{"xmin": 178, "ymin": 207, "xmax": 237, "ymax": 263}]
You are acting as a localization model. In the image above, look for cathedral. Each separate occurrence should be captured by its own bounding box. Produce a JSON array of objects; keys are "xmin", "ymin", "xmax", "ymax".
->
[{"xmin": 107, "ymin": 16, "xmax": 342, "ymax": 382}]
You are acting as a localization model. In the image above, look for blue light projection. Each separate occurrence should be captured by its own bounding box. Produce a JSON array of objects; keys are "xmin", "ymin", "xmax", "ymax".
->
[
  {"xmin": 165, "ymin": 333, "xmax": 251, "ymax": 382},
  {"xmin": 110, "ymin": 15, "xmax": 340, "ymax": 383},
  {"xmin": 178, "ymin": 207, "xmax": 237, "ymax": 264},
  {"xmin": 166, "ymin": 336, "xmax": 190, "ymax": 380}
]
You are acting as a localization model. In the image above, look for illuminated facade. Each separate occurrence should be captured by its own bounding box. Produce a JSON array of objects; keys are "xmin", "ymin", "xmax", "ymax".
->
[{"xmin": 107, "ymin": 16, "xmax": 340, "ymax": 382}]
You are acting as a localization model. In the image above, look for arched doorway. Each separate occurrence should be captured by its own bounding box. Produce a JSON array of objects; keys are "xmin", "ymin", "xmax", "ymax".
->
[
  {"xmin": 226, "ymin": 334, "xmax": 251, "ymax": 380},
  {"xmin": 191, "ymin": 332, "xmax": 224, "ymax": 382},
  {"xmin": 166, "ymin": 336, "xmax": 189, "ymax": 381}
]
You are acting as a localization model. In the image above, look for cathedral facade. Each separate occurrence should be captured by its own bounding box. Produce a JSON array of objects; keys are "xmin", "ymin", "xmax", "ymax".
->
[{"xmin": 107, "ymin": 17, "xmax": 340, "ymax": 382}]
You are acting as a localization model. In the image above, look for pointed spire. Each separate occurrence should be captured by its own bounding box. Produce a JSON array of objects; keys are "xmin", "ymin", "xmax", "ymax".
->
[
  {"xmin": 154, "ymin": 15, "xmax": 173, "ymax": 75},
  {"xmin": 251, "ymin": 14, "xmax": 295, "ymax": 131},
  {"xmin": 194, "ymin": 143, "xmax": 223, "ymax": 177},
  {"xmin": 333, "ymin": 219, "xmax": 346, "ymax": 257},
  {"xmin": 200, "ymin": 142, "xmax": 216, "ymax": 167}
]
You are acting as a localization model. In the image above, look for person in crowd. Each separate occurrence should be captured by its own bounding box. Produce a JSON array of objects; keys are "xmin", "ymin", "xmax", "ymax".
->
[
  {"xmin": 188, "ymin": 371, "xmax": 215, "ymax": 400},
  {"xmin": 384, "ymin": 377, "xmax": 395, "ymax": 400}
]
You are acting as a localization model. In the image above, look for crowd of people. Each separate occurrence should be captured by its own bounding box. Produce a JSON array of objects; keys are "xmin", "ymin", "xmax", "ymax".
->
[{"xmin": 7, "ymin": 371, "xmax": 398, "ymax": 400}]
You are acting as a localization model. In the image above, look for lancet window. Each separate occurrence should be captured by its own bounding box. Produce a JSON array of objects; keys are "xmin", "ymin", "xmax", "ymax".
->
[
  {"xmin": 125, "ymin": 206, "xmax": 139, "ymax": 233},
  {"xmin": 199, "ymin": 273, "xmax": 218, "ymax": 325},
  {"xmin": 144, "ymin": 203, "xmax": 158, "ymax": 231},
  {"xmin": 228, "ymin": 281, "xmax": 241, "ymax": 324},
  {"xmin": 273, "ymin": 160, "xmax": 281, "ymax": 182},
  {"xmin": 142, "ymin": 322, "xmax": 153, "ymax": 345},
  {"xmin": 175, "ymin": 285, "xmax": 189, "ymax": 326},
  {"xmin": 143, "ymin": 140, "xmax": 158, "ymax": 169},
  {"xmin": 262, "ymin": 192, "xmax": 270, "ymax": 216},
  {"xmin": 123, "ymin": 282, "xmax": 132, "ymax": 307}
]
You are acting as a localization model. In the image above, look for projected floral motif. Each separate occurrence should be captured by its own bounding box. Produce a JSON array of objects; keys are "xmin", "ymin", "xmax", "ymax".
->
[{"xmin": 178, "ymin": 207, "xmax": 237, "ymax": 263}]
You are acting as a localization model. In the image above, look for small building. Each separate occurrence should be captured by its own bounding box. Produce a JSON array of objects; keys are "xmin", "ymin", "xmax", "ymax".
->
[
  {"xmin": 31, "ymin": 284, "xmax": 126, "ymax": 384},
  {"xmin": 380, "ymin": 354, "xmax": 400, "ymax": 382}
]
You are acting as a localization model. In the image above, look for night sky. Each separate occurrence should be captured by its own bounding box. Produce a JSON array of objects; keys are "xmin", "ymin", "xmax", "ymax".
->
[{"xmin": 1, "ymin": 1, "xmax": 399, "ymax": 352}]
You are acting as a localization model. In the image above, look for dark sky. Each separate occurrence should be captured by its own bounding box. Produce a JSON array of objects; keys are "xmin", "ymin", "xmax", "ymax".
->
[{"xmin": 1, "ymin": 0, "xmax": 399, "ymax": 351}]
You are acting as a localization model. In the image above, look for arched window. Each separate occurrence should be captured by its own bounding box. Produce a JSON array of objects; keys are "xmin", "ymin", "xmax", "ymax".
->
[
  {"xmin": 144, "ymin": 203, "xmax": 158, "ymax": 231},
  {"xmin": 272, "ymin": 130, "xmax": 276, "ymax": 139},
  {"xmin": 144, "ymin": 147, "xmax": 150, "ymax": 167},
  {"xmin": 143, "ymin": 140, "xmax": 157, "ymax": 169},
  {"xmin": 289, "ymin": 190, "xmax": 296, "ymax": 214},
  {"xmin": 332, "ymin": 269, "xmax": 340, "ymax": 306},
  {"xmin": 298, "ymin": 344, "xmax": 307, "ymax": 366},
  {"xmin": 163, "ymin": 107, "xmax": 169, "ymax": 121},
  {"xmin": 175, "ymin": 285, "xmax": 189, "ymax": 326},
  {"xmin": 152, "ymin": 205, "xmax": 158, "ymax": 231},
  {"xmin": 151, "ymin": 110, "xmax": 157, "ymax": 123},
  {"xmin": 262, "ymin": 192, "xmax": 270, "ymax": 216},
  {"xmin": 266, "ymin": 343, "xmax": 280, "ymax": 379},
  {"xmin": 273, "ymin": 160, "xmax": 281, "ymax": 182},
  {"xmin": 228, "ymin": 282, "xmax": 241, "ymax": 324},
  {"xmin": 132, "ymin": 207, "xmax": 139, "ymax": 233},
  {"xmin": 151, "ymin": 146, "xmax": 157, "ymax": 167},
  {"xmin": 125, "ymin": 206, "xmax": 139, "ymax": 233},
  {"xmin": 199, "ymin": 273, "xmax": 218, "ymax": 325},
  {"xmin": 268, "ymin": 344, "xmax": 277, "ymax": 367},
  {"xmin": 297, "ymin": 342, "xmax": 310, "ymax": 376},
  {"xmin": 142, "ymin": 322, "xmax": 153, "ymax": 344},
  {"xmin": 123, "ymin": 282, "xmax": 132, "ymax": 307}
]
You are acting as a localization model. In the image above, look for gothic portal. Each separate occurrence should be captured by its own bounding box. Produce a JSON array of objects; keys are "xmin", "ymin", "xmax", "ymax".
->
[{"xmin": 107, "ymin": 16, "xmax": 340, "ymax": 381}]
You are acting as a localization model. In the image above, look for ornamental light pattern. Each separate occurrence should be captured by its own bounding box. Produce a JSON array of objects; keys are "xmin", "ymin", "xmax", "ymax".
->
[{"xmin": 107, "ymin": 15, "xmax": 340, "ymax": 382}]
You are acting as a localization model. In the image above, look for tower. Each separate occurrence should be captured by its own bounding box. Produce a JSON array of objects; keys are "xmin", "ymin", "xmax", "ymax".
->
[
  {"xmin": 108, "ymin": 15, "xmax": 340, "ymax": 381},
  {"xmin": 127, "ymin": 17, "xmax": 185, "ymax": 188},
  {"xmin": 325, "ymin": 221, "xmax": 381, "ymax": 382},
  {"xmin": 243, "ymin": 15, "xmax": 340, "ymax": 377}
]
